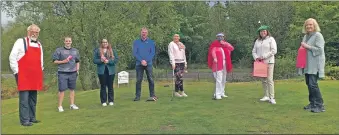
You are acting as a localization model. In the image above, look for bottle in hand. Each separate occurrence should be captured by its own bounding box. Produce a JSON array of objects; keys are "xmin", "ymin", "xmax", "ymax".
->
[{"xmin": 67, "ymin": 55, "xmax": 73, "ymax": 60}]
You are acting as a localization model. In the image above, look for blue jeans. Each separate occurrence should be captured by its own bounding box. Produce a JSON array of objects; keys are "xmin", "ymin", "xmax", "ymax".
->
[{"xmin": 135, "ymin": 65, "xmax": 155, "ymax": 97}]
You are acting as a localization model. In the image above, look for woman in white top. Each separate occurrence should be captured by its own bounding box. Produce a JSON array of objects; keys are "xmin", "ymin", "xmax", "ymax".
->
[
  {"xmin": 168, "ymin": 33, "xmax": 188, "ymax": 97},
  {"xmin": 252, "ymin": 25, "xmax": 278, "ymax": 104}
]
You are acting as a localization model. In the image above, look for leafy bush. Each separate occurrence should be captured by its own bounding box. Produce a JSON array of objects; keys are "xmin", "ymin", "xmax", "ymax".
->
[
  {"xmin": 234, "ymin": 55, "xmax": 253, "ymax": 69},
  {"xmin": 325, "ymin": 65, "xmax": 339, "ymax": 80},
  {"xmin": 1, "ymin": 78, "xmax": 18, "ymax": 99},
  {"xmin": 274, "ymin": 51, "xmax": 298, "ymax": 79},
  {"xmin": 325, "ymin": 42, "xmax": 339, "ymax": 66}
]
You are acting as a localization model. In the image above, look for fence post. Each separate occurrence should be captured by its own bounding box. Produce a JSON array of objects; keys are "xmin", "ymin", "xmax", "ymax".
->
[
  {"xmin": 166, "ymin": 68, "xmax": 168, "ymax": 81},
  {"xmin": 198, "ymin": 68, "xmax": 200, "ymax": 81}
]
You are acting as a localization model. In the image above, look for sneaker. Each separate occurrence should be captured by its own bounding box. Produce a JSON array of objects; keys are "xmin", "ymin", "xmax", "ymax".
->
[
  {"xmin": 175, "ymin": 92, "xmax": 182, "ymax": 97},
  {"xmin": 146, "ymin": 96, "xmax": 158, "ymax": 101},
  {"xmin": 269, "ymin": 98, "xmax": 276, "ymax": 104},
  {"xmin": 311, "ymin": 107, "xmax": 325, "ymax": 113},
  {"xmin": 303, "ymin": 104, "xmax": 312, "ymax": 111},
  {"xmin": 181, "ymin": 91, "xmax": 188, "ymax": 97},
  {"xmin": 260, "ymin": 96, "xmax": 270, "ymax": 102},
  {"xmin": 221, "ymin": 94, "xmax": 228, "ymax": 98},
  {"xmin": 215, "ymin": 95, "xmax": 222, "ymax": 100},
  {"xmin": 21, "ymin": 122, "xmax": 33, "ymax": 126},
  {"xmin": 30, "ymin": 120, "xmax": 41, "ymax": 123},
  {"xmin": 58, "ymin": 106, "xmax": 64, "ymax": 112},
  {"xmin": 109, "ymin": 102, "xmax": 114, "ymax": 106},
  {"xmin": 102, "ymin": 103, "xmax": 107, "ymax": 106},
  {"xmin": 70, "ymin": 104, "xmax": 79, "ymax": 110},
  {"xmin": 134, "ymin": 97, "xmax": 140, "ymax": 101}
]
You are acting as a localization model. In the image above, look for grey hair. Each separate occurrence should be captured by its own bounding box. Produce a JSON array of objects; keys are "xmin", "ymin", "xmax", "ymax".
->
[{"xmin": 27, "ymin": 24, "xmax": 40, "ymax": 32}]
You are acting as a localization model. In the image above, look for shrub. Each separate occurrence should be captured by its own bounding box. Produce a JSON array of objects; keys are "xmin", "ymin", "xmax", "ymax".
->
[
  {"xmin": 234, "ymin": 55, "xmax": 253, "ymax": 69},
  {"xmin": 325, "ymin": 65, "xmax": 339, "ymax": 80},
  {"xmin": 1, "ymin": 77, "xmax": 18, "ymax": 99},
  {"xmin": 273, "ymin": 51, "xmax": 298, "ymax": 79}
]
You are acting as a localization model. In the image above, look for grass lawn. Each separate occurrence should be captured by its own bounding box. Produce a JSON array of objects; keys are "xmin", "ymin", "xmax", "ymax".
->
[{"xmin": 1, "ymin": 80, "xmax": 339, "ymax": 134}]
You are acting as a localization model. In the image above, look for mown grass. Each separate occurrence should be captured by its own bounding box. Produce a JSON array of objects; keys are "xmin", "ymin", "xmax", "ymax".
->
[{"xmin": 1, "ymin": 80, "xmax": 339, "ymax": 134}]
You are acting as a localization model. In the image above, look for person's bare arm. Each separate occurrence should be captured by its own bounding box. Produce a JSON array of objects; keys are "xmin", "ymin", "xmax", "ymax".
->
[{"xmin": 54, "ymin": 59, "xmax": 69, "ymax": 64}]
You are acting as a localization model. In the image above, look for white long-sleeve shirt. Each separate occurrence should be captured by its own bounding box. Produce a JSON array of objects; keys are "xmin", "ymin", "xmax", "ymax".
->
[
  {"xmin": 9, "ymin": 37, "xmax": 44, "ymax": 74},
  {"xmin": 168, "ymin": 41, "xmax": 187, "ymax": 66},
  {"xmin": 252, "ymin": 36, "xmax": 277, "ymax": 64}
]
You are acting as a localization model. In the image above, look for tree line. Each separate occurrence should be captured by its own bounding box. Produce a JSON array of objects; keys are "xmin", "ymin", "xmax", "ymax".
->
[{"xmin": 1, "ymin": 1, "xmax": 339, "ymax": 90}]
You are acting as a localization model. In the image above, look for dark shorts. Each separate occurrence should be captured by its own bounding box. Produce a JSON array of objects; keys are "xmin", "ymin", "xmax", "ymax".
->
[{"xmin": 57, "ymin": 71, "xmax": 77, "ymax": 92}]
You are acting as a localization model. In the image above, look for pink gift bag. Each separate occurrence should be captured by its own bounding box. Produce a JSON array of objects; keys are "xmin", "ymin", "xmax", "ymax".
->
[
  {"xmin": 296, "ymin": 46, "xmax": 307, "ymax": 68},
  {"xmin": 253, "ymin": 61, "xmax": 268, "ymax": 77}
]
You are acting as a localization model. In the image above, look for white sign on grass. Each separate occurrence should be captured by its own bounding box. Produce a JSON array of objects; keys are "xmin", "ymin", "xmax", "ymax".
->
[{"xmin": 118, "ymin": 71, "xmax": 129, "ymax": 88}]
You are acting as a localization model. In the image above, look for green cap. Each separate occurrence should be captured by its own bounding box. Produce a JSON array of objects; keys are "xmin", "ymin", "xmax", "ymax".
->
[{"xmin": 257, "ymin": 25, "xmax": 270, "ymax": 33}]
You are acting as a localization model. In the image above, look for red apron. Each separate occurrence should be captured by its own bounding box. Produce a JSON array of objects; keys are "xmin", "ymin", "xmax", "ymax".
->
[{"xmin": 17, "ymin": 37, "xmax": 43, "ymax": 91}]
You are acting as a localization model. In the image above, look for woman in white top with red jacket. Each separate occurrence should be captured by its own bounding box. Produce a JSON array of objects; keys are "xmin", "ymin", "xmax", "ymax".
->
[
  {"xmin": 168, "ymin": 33, "xmax": 188, "ymax": 97},
  {"xmin": 208, "ymin": 33, "xmax": 234, "ymax": 100}
]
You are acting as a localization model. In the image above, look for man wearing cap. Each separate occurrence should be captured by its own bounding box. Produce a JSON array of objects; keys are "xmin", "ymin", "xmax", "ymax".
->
[
  {"xmin": 252, "ymin": 25, "xmax": 277, "ymax": 104},
  {"xmin": 9, "ymin": 24, "xmax": 43, "ymax": 126},
  {"xmin": 208, "ymin": 33, "xmax": 234, "ymax": 100}
]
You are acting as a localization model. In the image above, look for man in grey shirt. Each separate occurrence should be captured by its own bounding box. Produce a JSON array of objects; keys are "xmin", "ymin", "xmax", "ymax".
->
[{"xmin": 52, "ymin": 36, "xmax": 80, "ymax": 112}]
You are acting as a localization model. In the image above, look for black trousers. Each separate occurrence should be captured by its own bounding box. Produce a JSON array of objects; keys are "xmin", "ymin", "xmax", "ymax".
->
[
  {"xmin": 98, "ymin": 67, "xmax": 115, "ymax": 104},
  {"xmin": 305, "ymin": 74, "xmax": 324, "ymax": 108},
  {"xmin": 15, "ymin": 74, "xmax": 37, "ymax": 124}
]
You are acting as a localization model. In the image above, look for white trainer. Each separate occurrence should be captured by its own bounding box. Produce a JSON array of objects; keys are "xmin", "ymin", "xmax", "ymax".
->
[
  {"xmin": 58, "ymin": 106, "xmax": 64, "ymax": 112},
  {"xmin": 109, "ymin": 102, "xmax": 114, "ymax": 106},
  {"xmin": 175, "ymin": 92, "xmax": 182, "ymax": 97},
  {"xmin": 181, "ymin": 91, "xmax": 188, "ymax": 97},
  {"xmin": 70, "ymin": 104, "xmax": 79, "ymax": 110},
  {"xmin": 260, "ymin": 96, "xmax": 270, "ymax": 101},
  {"xmin": 221, "ymin": 94, "xmax": 228, "ymax": 98},
  {"xmin": 270, "ymin": 98, "xmax": 277, "ymax": 104},
  {"xmin": 102, "ymin": 103, "xmax": 107, "ymax": 106},
  {"xmin": 215, "ymin": 95, "xmax": 222, "ymax": 100}
]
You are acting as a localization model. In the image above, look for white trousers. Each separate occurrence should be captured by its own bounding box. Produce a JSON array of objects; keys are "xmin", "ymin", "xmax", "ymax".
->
[{"xmin": 213, "ymin": 61, "xmax": 227, "ymax": 97}]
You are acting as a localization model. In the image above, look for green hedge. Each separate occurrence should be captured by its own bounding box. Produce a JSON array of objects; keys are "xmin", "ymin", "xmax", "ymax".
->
[{"xmin": 326, "ymin": 65, "xmax": 339, "ymax": 80}]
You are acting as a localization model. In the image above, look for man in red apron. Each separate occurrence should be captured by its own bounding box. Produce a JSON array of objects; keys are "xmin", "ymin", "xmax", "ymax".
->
[{"xmin": 9, "ymin": 24, "xmax": 44, "ymax": 126}]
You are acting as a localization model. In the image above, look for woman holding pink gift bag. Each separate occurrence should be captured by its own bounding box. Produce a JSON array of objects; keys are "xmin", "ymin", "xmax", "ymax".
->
[
  {"xmin": 93, "ymin": 39, "xmax": 119, "ymax": 107},
  {"xmin": 252, "ymin": 25, "xmax": 277, "ymax": 104},
  {"xmin": 299, "ymin": 18, "xmax": 325, "ymax": 113}
]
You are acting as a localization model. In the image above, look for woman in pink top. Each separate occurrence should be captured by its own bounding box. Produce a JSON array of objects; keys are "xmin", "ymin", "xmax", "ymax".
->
[{"xmin": 168, "ymin": 33, "xmax": 188, "ymax": 97}]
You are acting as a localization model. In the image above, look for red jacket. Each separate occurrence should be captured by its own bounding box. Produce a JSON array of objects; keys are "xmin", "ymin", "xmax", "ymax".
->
[{"xmin": 207, "ymin": 40, "xmax": 234, "ymax": 72}]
